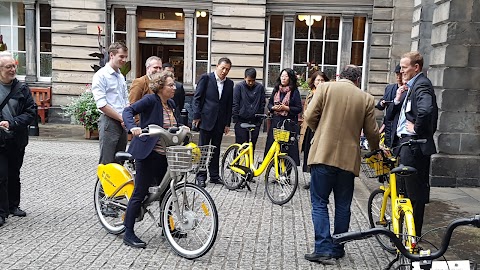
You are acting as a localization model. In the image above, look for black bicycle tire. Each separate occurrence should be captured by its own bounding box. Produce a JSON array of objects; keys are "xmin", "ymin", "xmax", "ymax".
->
[
  {"xmin": 264, "ymin": 155, "xmax": 298, "ymax": 205},
  {"xmin": 367, "ymin": 188, "xmax": 396, "ymax": 254},
  {"xmin": 220, "ymin": 145, "xmax": 243, "ymax": 190}
]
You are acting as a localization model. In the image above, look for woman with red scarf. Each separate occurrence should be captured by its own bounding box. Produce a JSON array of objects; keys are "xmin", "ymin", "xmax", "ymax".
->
[{"xmin": 264, "ymin": 68, "xmax": 302, "ymax": 165}]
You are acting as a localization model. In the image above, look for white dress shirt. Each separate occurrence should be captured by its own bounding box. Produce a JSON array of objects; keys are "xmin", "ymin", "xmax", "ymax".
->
[
  {"xmin": 91, "ymin": 63, "xmax": 128, "ymax": 115},
  {"xmin": 214, "ymin": 71, "xmax": 226, "ymax": 99}
]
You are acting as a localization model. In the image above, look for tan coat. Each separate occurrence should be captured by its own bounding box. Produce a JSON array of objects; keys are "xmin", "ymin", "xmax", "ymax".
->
[
  {"xmin": 304, "ymin": 79, "xmax": 380, "ymax": 176},
  {"xmin": 128, "ymin": 75, "xmax": 151, "ymax": 124},
  {"xmin": 299, "ymin": 90, "xmax": 315, "ymax": 150}
]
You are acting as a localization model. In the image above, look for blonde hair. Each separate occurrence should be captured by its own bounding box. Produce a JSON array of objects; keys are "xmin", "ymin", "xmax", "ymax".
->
[
  {"xmin": 149, "ymin": 70, "xmax": 174, "ymax": 94},
  {"xmin": 402, "ymin": 51, "xmax": 424, "ymax": 69}
]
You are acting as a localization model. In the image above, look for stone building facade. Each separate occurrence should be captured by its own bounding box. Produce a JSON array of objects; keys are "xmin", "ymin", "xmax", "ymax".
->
[{"xmin": 0, "ymin": 0, "xmax": 478, "ymax": 186}]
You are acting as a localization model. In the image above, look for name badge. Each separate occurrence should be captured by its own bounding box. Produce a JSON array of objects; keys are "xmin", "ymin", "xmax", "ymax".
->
[{"xmin": 406, "ymin": 101, "xmax": 412, "ymax": 112}]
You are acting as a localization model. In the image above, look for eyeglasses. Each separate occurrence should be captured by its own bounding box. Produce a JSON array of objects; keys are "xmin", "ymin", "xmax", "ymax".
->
[{"xmin": 0, "ymin": 64, "xmax": 16, "ymax": 70}]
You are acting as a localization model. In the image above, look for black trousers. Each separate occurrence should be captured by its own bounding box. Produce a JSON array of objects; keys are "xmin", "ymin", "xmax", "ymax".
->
[
  {"xmin": 124, "ymin": 151, "xmax": 168, "ymax": 232},
  {"xmin": 234, "ymin": 122, "xmax": 260, "ymax": 150},
  {"xmin": 0, "ymin": 142, "xmax": 26, "ymax": 219},
  {"xmin": 398, "ymin": 136, "xmax": 431, "ymax": 236},
  {"xmin": 196, "ymin": 122, "xmax": 224, "ymax": 181}
]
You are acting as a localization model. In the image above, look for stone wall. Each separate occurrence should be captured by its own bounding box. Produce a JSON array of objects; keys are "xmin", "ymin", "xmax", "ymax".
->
[
  {"xmin": 210, "ymin": 0, "xmax": 266, "ymax": 82},
  {"xmin": 50, "ymin": 0, "xmax": 106, "ymax": 106},
  {"xmin": 429, "ymin": 0, "xmax": 480, "ymax": 187}
]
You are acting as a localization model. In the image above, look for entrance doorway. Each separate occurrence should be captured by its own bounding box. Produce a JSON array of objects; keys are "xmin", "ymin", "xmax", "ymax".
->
[{"xmin": 140, "ymin": 43, "xmax": 184, "ymax": 82}]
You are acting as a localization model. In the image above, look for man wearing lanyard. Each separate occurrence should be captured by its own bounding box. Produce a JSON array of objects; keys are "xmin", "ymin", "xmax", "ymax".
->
[
  {"xmin": 391, "ymin": 51, "xmax": 438, "ymax": 236},
  {"xmin": 91, "ymin": 42, "xmax": 129, "ymax": 164}
]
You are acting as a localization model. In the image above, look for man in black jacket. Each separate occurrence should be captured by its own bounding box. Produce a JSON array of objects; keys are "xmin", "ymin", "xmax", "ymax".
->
[
  {"xmin": 192, "ymin": 58, "xmax": 234, "ymax": 187},
  {"xmin": 232, "ymin": 68, "xmax": 266, "ymax": 150},
  {"xmin": 389, "ymin": 51, "xmax": 438, "ymax": 236},
  {"xmin": 0, "ymin": 51, "xmax": 36, "ymax": 226},
  {"xmin": 162, "ymin": 62, "xmax": 185, "ymax": 119}
]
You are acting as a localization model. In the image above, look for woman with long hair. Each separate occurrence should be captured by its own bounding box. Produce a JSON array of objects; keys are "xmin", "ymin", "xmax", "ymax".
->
[{"xmin": 264, "ymin": 68, "xmax": 302, "ymax": 166}]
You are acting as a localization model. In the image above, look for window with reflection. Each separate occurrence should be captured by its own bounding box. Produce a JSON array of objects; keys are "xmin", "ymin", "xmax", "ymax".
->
[
  {"xmin": 0, "ymin": 2, "xmax": 26, "ymax": 76},
  {"xmin": 37, "ymin": 3, "xmax": 52, "ymax": 79},
  {"xmin": 112, "ymin": 7, "xmax": 127, "ymax": 43},
  {"xmin": 351, "ymin": 16, "xmax": 366, "ymax": 67},
  {"xmin": 294, "ymin": 15, "xmax": 340, "ymax": 84},
  {"xmin": 194, "ymin": 10, "xmax": 210, "ymax": 84},
  {"xmin": 266, "ymin": 15, "xmax": 283, "ymax": 88}
]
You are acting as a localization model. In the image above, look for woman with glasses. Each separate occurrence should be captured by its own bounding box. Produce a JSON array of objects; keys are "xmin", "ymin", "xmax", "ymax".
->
[{"xmin": 121, "ymin": 70, "xmax": 182, "ymax": 248}]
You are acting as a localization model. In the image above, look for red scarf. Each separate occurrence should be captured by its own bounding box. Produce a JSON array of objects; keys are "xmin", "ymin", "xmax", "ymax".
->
[{"xmin": 273, "ymin": 85, "xmax": 291, "ymax": 116}]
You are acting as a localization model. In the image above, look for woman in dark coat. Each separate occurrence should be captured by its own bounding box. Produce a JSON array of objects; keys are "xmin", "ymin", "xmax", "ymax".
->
[
  {"xmin": 298, "ymin": 71, "xmax": 330, "ymax": 189},
  {"xmin": 264, "ymin": 68, "xmax": 302, "ymax": 165},
  {"xmin": 122, "ymin": 71, "xmax": 179, "ymax": 248}
]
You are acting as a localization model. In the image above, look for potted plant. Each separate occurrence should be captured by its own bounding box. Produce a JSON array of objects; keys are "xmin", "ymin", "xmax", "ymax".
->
[{"xmin": 62, "ymin": 85, "xmax": 101, "ymax": 139}]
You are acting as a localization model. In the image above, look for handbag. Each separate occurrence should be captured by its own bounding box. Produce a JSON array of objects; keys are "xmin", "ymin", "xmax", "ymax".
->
[{"xmin": 0, "ymin": 82, "xmax": 21, "ymax": 147}]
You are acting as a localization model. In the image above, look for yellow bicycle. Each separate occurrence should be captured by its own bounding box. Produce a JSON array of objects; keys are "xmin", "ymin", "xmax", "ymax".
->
[
  {"xmin": 220, "ymin": 115, "xmax": 298, "ymax": 205},
  {"xmin": 361, "ymin": 138, "xmax": 426, "ymax": 269},
  {"xmin": 93, "ymin": 125, "xmax": 218, "ymax": 259}
]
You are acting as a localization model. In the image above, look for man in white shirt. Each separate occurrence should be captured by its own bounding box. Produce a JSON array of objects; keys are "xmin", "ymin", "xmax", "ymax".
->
[{"xmin": 91, "ymin": 42, "xmax": 129, "ymax": 164}]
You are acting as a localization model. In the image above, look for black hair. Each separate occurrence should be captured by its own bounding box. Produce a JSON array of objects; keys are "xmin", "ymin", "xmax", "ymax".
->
[
  {"xmin": 244, "ymin": 68, "xmax": 257, "ymax": 79},
  {"xmin": 339, "ymin": 65, "xmax": 362, "ymax": 83},
  {"xmin": 274, "ymin": 68, "xmax": 297, "ymax": 91},
  {"xmin": 162, "ymin": 62, "xmax": 173, "ymax": 69},
  {"xmin": 218, "ymin": 57, "xmax": 232, "ymax": 66}
]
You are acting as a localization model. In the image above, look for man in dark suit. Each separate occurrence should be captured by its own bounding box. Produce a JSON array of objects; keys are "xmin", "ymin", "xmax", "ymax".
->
[
  {"xmin": 192, "ymin": 57, "xmax": 234, "ymax": 187},
  {"xmin": 163, "ymin": 62, "xmax": 185, "ymax": 119},
  {"xmin": 389, "ymin": 51, "xmax": 438, "ymax": 236},
  {"xmin": 375, "ymin": 64, "xmax": 403, "ymax": 148}
]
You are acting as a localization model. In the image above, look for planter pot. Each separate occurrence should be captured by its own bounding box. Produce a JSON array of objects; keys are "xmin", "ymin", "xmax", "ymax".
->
[{"xmin": 85, "ymin": 128, "xmax": 99, "ymax": 140}]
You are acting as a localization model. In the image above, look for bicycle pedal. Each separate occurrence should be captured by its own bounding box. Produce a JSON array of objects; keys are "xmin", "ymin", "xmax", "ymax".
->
[{"xmin": 149, "ymin": 186, "xmax": 160, "ymax": 193}]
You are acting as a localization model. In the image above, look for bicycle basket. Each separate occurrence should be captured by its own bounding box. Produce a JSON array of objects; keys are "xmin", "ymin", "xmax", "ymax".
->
[
  {"xmin": 166, "ymin": 146, "xmax": 194, "ymax": 172},
  {"xmin": 361, "ymin": 155, "xmax": 391, "ymax": 178},
  {"xmin": 273, "ymin": 128, "xmax": 290, "ymax": 143},
  {"xmin": 191, "ymin": 145, "xmax": 216, "ymax": 172}
]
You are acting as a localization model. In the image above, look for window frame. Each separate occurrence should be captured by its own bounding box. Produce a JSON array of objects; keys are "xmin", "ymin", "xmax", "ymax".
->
[
  {"xmin": 36, "ymin": 2, "xmax": 52, "ymax": 82},
  {"xmin": 265, "ymin": 14, "xmax": 284, "ymax": 89},
  {"xmin": 0, "ymin": 1, "xmax": 26, "ymax": 80},
  {"xmin": 111, "ymin": 6, "xmax": 127, "ymax": 43},
  {"xmin": 193, "ymin": 10, "xmax": 211, "ymax": 85}
]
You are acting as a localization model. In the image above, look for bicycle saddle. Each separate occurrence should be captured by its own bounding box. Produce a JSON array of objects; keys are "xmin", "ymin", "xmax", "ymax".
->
[
  {"xmin": 391, "ymin": 164, "xmax": 417, "ymax": 176},
  {"xmin": 240, "ymin": 123, "xmax": 256, "ymax": 129},
  {"xmin": 115, "ymin": 151, "xmax": 133, "ymax": 162}
]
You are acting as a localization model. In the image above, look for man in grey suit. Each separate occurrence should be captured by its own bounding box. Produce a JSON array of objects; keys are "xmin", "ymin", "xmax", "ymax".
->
[{"xmin": 192, "ymin": 58, "xmax": 234, "ymax": 187}]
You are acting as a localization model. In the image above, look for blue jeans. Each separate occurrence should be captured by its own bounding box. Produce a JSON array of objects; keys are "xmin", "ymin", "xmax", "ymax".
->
[{"xmin": 310, "ymin": 164, "xmax": 355, "ymax": 256}]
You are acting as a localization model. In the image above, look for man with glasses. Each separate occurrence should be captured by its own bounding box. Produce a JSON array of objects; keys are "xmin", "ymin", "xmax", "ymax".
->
[
  {"xmin": 0, "ymin": 51, "xmax": 36, "ymax": 226},
  {"xmin": 129, "ymin": 56, "xmax": 163, "ymax": 124},
  {"xmin": 162, "ymin": 62, "xmax": 185, "ymax": 119}
]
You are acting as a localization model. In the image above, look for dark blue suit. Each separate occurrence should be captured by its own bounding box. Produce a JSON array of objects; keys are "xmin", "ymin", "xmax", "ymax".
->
[
  {"xmin": 376, "ymin": 83, "xmax": 398, "ymax": 147},
  {"xmin": 122, "ymin": 94, "xmax": 177, "ymax": 233},
  {"xmin": 386, "ymin": 73, "xmax": 438, "ymax": 236},
  {"xmin": 192, "ymin": 72, "xmax": 234, "ymax": 182}
]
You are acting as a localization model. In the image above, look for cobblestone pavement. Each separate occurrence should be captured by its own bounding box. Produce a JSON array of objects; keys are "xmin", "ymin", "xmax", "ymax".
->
[{"xmin": 1, "ymin": 140, "xmax": 404, "ymax": 269}]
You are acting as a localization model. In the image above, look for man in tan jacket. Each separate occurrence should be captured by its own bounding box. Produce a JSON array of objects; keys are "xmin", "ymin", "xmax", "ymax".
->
[
  {"xmin": 128, "ymin": 56, "xmax": 162, "ymax": 124},
  {"xmin": 303, "ymin": 65, "xmax": 380, "ymax": 263}
]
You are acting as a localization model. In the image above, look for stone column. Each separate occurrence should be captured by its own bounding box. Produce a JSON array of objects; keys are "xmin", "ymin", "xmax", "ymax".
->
[
  {"xmin": 411, "ymin": 0, "xmax": 434, "ymax": 71},
  {"xmin": 281, "ymin": 12, "xmax": 295, "ymax": 69},
  {"xmin": 105, "ymin": 7, "xmax": 111, "ymax": 47},
  {"xmin": 339, "ymin": 14, "xmax": 354, "ymax": 70},
  {"xmin": 24, "ymin": 1, "xmax": 36, "ymax": 82},
  {"xmin": 429, "ymin": 0, "xmax": 480, "ymax": 187},
  {"xmin": 183, "ymin": 9, "xmax": 195, "ymax": 88},
  {"xmin": 125, "ymin": 5, "xmax": 137, "ymax": 81}
]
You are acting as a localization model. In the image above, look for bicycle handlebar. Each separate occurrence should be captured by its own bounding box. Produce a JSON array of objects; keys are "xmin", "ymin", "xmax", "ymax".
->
[
  {"xmin": 333, "ymin": 215, "xmax": 480, "ymax": 261},
  {"xmin": 139, "ymin": 125, "xmax": 191, "ymax": 147},
  {"xmin": 363, "ymin": 139, "xmax": 427, "ymax": 158}
]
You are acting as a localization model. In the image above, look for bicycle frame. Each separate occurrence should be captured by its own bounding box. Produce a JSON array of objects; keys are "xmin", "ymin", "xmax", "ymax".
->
[{"xmin": 228, "ymin": 140, "xmax": 287, "ymax": 178}]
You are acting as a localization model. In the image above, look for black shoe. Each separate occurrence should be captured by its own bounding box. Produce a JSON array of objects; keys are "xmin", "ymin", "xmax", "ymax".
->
[
  {"xmin": 332, "ymin": 252, "xmax": 345, "ymax": 260},
  {"xmin": 303, "ymin": 182, "xmax": 310, "ymax": 190},
  {"xmin": 10, "ymin": 207, "xmax": 26, "ymax": 217},
  {"xmin": 123, "ymin": 233, "xmax": 146, "ymax": 249},
  {"xmin": 210, "ymin": 178, "xmax": 224, "ymax": 185},
  {"xmin": 0, "ymin": 216, "xmax": 5, "ymax": 227},
  {"xmin": 304, "ymin": 252, "xmax": 333, "ymax": 263},
  {"xmin": 197, "ymin": 179, "xmax": 206, "ymax": 188}
]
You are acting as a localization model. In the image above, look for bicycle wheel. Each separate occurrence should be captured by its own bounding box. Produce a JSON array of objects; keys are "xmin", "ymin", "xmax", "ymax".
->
[
  {"xmin": 367, "ymin": 188, "xmax": 396, "ymax": 254},
  {"xmin": 398, "ymin": 212, "xmax": 415, "ymax": 270},
  {"xmin": 161, "ymin": 183, "xmax": 218, "ymax": 259},
  {"xmin": 93, "ymin": 178, "xmax": 127, "ymax": 234},
  {"xmin": 220, "ymin": 145, "xmax": 244, "ymax": 190},
  {"xmin": 265, "ymin": 155, "xmax": 298, "ymax": 205}
]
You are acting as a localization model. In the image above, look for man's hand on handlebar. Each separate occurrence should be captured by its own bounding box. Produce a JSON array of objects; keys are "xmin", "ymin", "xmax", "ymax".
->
[{"xmin": 130, "ymin": 127, "xmax": 142, "ymax": 137}]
